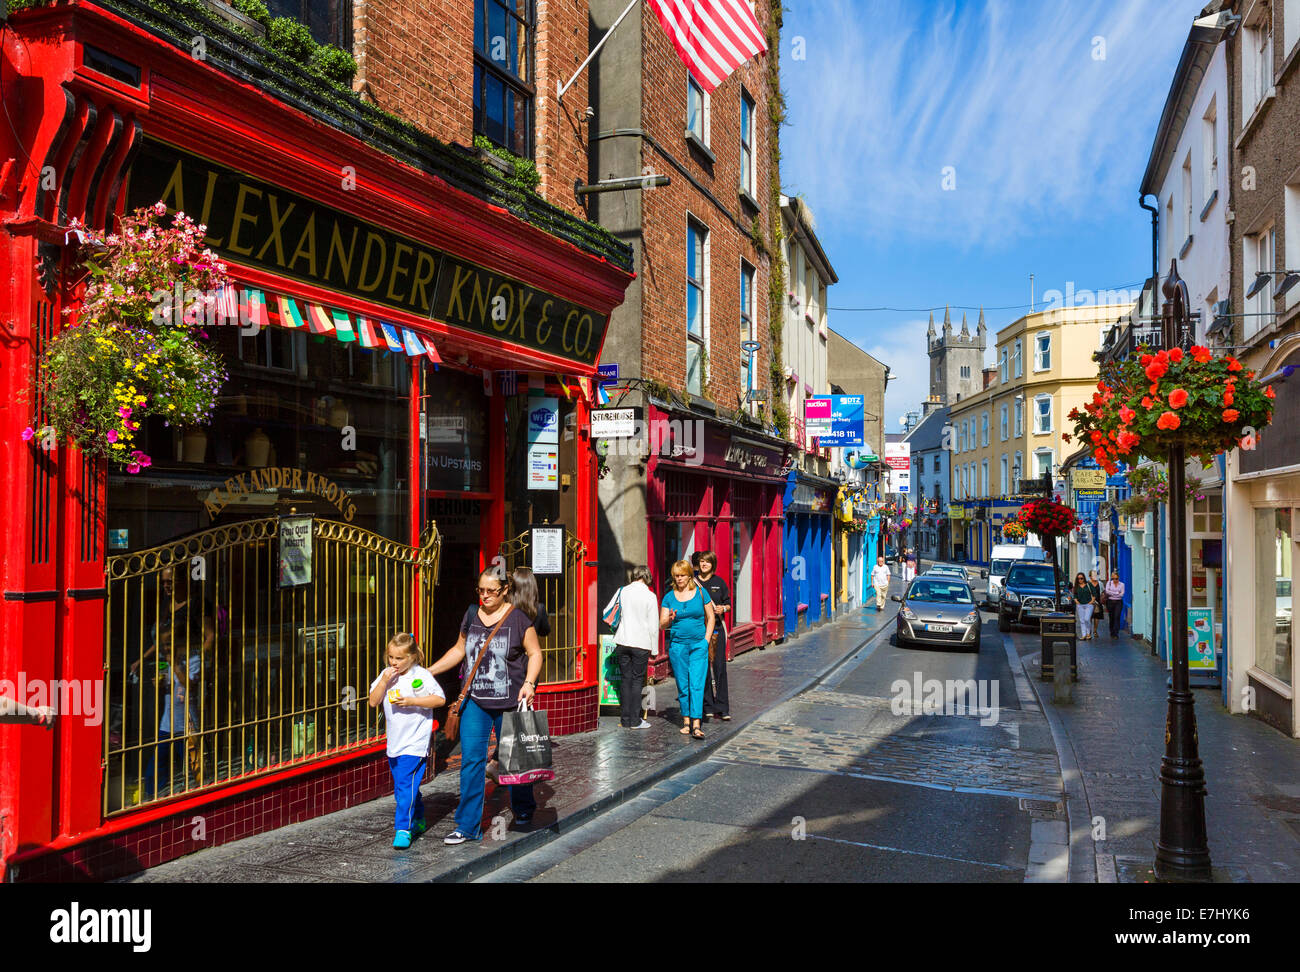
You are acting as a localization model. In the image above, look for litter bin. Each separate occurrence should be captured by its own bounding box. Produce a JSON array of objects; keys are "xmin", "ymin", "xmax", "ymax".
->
[{"xmin": 1040, "ymin": 613, "xmax": 1077, "ymax": 681}]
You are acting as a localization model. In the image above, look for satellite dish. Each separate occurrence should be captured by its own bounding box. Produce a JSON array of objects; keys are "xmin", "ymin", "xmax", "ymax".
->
[{"xmin": 898, "ymin": 416, "xmax": 907, "ymax": 427}]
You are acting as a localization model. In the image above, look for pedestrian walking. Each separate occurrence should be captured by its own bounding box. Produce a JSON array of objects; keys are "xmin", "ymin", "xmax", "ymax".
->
[
  {"xmin": 601, "ymin": 566, "xmax": 659, "ymax": 730},
  {"xmin": 696, "ymin": 552, "xmax": 732, "ymax": 722},
  {"xmin": 427, "ymin": 568, "xmax": 543, "ymax": 843},
  {"xmin": 903, "ymin": 548, "xmax": 917, "ymax": 585},
  {"xmin": 660, "ymin": 559, "xmax": 715, "ymax": 740},
  {"xmin": 368, "ymin": 632, "xmax": 446, "ymax": 848},
  {"xmin": 1072, "ymin": 572, "xmax": 1096, "ymax": 641},
  {"xmin": 1105, "ymin": 570, "xmax": 1126, "ymax": 637},
  {"xmin": 1087, "ymin": 570, "xmax": 1104, "ymax": 638},
  {"xmin": 871, "ymin": 556, "xmax": 891, "ymax": 610},
  {"xmin": 484, "ymin": 567, "xmax": 551, "ymax": 782}
]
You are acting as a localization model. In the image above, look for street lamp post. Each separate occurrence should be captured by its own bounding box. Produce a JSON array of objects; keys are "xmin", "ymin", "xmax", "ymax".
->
[{"xmin": 1154, "ymin": 263, "xmax": 1212, "ymax": 882}]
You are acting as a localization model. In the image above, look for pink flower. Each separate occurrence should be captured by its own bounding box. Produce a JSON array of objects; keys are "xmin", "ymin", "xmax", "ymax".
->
[
  {"xmin": 152, "ymin": 201, "xmax": 166, "ymax": 215},
  {"xmin": 21, "ymin": 426, "xmax": 34, "ymax": 441},
  {"xmin": 127, "ymin": 462, "xmax": 141, "ymax": 474},
  {"xmin": 106, "ymin": 429, "xmax": 118, "ymax": 443},
  {"xmin": 118, "ymin": 406, "xmax": 133, "ymax": 419}
]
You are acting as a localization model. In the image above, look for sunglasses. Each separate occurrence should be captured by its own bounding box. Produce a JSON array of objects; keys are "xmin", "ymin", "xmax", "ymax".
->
[{"xmin": 477, "ymin": 587, "xmax": 504, "ymax": 595}]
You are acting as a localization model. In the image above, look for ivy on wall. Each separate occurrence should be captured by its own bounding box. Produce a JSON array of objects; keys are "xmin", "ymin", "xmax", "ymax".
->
[{"xmin": 764, "ymin": 0, "xmax": 789, "ymax": 438}]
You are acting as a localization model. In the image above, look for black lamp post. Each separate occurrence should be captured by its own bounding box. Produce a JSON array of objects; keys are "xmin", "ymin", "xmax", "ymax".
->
[{"xmin": 1154, "ymin": 262, "xmax": 1212, "ymax": 882}]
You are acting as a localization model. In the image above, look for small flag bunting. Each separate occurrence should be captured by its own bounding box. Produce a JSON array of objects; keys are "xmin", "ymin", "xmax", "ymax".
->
[
  {"xmin": 330, "ymin": 309, "xmax": 356, "ymax": 342},
  {"xmin": 355, "ymin": 316, "xmax": 380, "ymax": 349},
  {"xmin": 306, "ymin": 304, "xmax": 335, "ymax": 335},
  {"xmin": 246, "ymin": 288, "xmax": 269, "ymax": 329},
  {"xmin": 380, "ymin": 322, "xmax": 405, "ymax": 352},
  {"xmin": 401, "ymin": 328, "xmax": 426, "ymax": 356},
  {"xmin": 424, "ymin": 338, "xmax": 442, "ymax": 365},
  {"xmin": 596, "ymin": 384, "xmax": 611, "ymax": 406},
  {"xmin": 276, "ymin": 294, "xmax": 305, "ymax": 329}
]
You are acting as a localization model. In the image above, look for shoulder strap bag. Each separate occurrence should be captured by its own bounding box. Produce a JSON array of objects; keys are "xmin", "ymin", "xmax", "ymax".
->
[{"xmin": 444, "ymin": 606, "xmax": 513, "ymax": 744}]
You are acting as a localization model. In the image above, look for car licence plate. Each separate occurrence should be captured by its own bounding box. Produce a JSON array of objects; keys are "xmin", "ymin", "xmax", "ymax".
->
[{"xmin": 926, "ymin": 624, "xmax": 954, "ymax": 633}]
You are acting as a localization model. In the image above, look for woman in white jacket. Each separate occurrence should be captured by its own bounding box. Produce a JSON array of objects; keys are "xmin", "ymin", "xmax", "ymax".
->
[{"xmin": 603, "ymin": 566, "xmax": 661, "ymax": 729}]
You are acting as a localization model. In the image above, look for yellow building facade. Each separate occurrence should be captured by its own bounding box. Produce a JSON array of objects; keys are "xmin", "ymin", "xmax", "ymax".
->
[{"xmin": 945, "ymin": 303, "xmax": 1133, "ymax": 563}]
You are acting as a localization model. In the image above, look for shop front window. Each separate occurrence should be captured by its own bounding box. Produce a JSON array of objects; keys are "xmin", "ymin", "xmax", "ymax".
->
[
  {"xmin": 732, "ymin": 519, "xmax": 754, "ymax": 624},
  {"xmin": 104, "ymin": 327, "xmax": 414, "ymax": 813},
  {"xmin": 1254, "ymin": 508, "xmax": 1293, "ymax": 685}
]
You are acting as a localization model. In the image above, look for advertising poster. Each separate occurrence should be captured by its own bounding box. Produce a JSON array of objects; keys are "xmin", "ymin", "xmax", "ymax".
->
[
  {"xmin": 885, "ymin": 441, "xmax": 911, "ymax": 494},
  {"xmin": 806, "ymin": 395, "xmax": 865, "ymax": 446},
  {"xmin": 1165, "ymin": 607, "xmax": 1217, "ymax": 672},
  {"xmin": 279, "ymin": 516, "xmax": 313, "ymax": 588},
  {"xmin": 599, "ymin": 634, "xmax": 621, "ymax": 706},
  {"xmin": 531, "ymin": 525, "xmax": 565, "ymax": 575}
]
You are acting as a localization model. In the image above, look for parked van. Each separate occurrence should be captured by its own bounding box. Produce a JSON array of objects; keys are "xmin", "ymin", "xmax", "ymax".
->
[{"xmin": 984, "ymin": 544, "xmax": 1047, "ymax": 609}]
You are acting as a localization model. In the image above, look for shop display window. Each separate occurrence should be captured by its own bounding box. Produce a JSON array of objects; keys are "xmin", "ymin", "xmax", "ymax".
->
[{"xmin": 1254, "ymin": 508, "xmax": 1293, "ymax": 685}]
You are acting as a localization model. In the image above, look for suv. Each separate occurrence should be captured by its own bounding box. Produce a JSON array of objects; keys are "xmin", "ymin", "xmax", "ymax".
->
[{"xmin": 997, "ymin": 561, "xmax": 1073, "ymax": 631}]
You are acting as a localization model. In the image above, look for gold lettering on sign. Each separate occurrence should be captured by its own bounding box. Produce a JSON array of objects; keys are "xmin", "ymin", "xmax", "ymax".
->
[
  {"xmin": 203, "ymin": 467, "xmax": 355, "ymax": 520},
  {"xmin": 387, "ymin": 242, "xmax": 413, "ymax": 303},
  {"xmin": 227, "ymin": 183, "xmax": 262, "ymax": 257},
  {"xmin": 537, "ymin": 300, "xmax": 553, "ymax": 345},
  {"xmin": 492, "ymin": 282, "xmax": 513, "ymax": 333},
  {"xmin": 256, "ymin": 195, "xmax": 296, "ymax": 266},
  {"xmin": 200, "ymin": 170, "xmax": 223, "ymax": 247},
  {"xmin": 411, "ymin": 251, "xmax": 437, "ymax": 310},
  {"xmin": 288, "ymin": 212, "xmax": 318, "ymax": 278},
  {"xmin": 159, "ymin": 160, "xmax": 186, "ymax": 214},
  {"xmin": 446, "ymin": 264, "xmax": 475, "ymax": 320},
  {"xmin": 326, "ymin": 223, "xmax": 359, "ymax": 283},
  {"xmin": 357, "ymin": 232, "xmax": 388, "ymax": 293}
]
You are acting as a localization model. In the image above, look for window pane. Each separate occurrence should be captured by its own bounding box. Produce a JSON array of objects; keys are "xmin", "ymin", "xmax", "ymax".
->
[
  {"xmin": 686, "ymin": 341, "xmax": 702, "ymax": 395},
  {"xmin": 1255, "ymin": 508, "xmax": 1293, "ymax": 685},
  {"xmin": 688, "ymin": 79, "xmax": 703, "ymax": 137},
  {"xmin": 687, "ymin": 283, "xmax": 702, "ymax": 337}
]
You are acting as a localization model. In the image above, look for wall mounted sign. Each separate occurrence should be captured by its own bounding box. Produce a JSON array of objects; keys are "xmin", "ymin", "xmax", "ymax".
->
[
  {"xmin": 597, "ymin": 363, "xmax": 619, "ymax": 385},
  {"xmin": 278, "ymin": 515, "xmax": 313, "ymax": 588},
  {"xmin": 805, "ymin": 395, "xmax": 865, "ymax": 446},
  {"xmin": 128, "ymin": 138, "xmax": 609, "ymax": 365},
  {"xmin": 530, "ymin": 525, "xmax": 565, "ymax": 575},
  {"xmin": 527, "ymin": 396, "xmax": 560, "ymax": 444},
  {"xmin": 1165, "ymin": 607, "xmax": 1218, "ymax": 673},
  {"xmin": 527, "ymin": 446, "xmax": 559, "ymax": 490}
]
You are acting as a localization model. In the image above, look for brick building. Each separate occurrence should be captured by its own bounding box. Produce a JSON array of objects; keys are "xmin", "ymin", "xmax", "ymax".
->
[
  {"xmin": 0, "ymin": 0, "xmax": 634, "ymax": 878},
  {"xmin": 588, "ymin": 0, "xmax": 789, "ymax": 662}
]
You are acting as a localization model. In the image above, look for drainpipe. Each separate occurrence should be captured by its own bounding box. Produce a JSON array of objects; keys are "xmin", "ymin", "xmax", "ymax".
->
[{"xmin": 1139, "ymin": 193, "xmax": 1160, "ymax": 651}]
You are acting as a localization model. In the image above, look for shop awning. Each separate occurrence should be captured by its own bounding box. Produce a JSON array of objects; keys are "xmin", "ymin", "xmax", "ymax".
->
[{"xmin": 227, "ymin": 285, "xmax": 442, "ymax": 366}]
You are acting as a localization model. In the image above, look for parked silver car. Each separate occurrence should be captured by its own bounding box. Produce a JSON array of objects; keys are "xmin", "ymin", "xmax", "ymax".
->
[{"xmin": 892, "ymin": 577, "xmax": 982, "ymax": 653}]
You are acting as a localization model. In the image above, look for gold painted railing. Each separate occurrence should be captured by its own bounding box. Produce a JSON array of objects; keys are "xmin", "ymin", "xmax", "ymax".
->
[
  {"xmin": 103, "ymin": 517, "xmax": 440, "ymax": 815},
  {"xmin": 498, "ymin": 530, "xmax": 584, "ymax": 685}
]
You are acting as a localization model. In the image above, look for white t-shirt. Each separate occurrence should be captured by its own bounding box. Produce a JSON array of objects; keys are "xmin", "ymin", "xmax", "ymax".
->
[
  {"xmin": 871, "ymin": 564, "xmax": 891, "ymax": 589},
  {"xmin": 604, "ymin": 581, "xmax": 661, "ymax": 654},
  {"xmin": 370, "ymin": 664, "xmax": 445, "ymax": 758}
]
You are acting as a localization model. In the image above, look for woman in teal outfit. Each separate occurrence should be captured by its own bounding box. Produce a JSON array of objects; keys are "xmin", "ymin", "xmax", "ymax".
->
[{"xmin": 659, "ymin": 558, "xmax": 716, "ymax": 740}]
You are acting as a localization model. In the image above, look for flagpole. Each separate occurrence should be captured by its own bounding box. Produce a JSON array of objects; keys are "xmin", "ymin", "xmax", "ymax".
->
[{"xmin": 557, "ymin": 0, "xmax": 641, "ymax": 102}]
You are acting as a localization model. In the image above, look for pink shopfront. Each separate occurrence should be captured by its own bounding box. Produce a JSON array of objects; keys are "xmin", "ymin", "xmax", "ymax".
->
[{"xmin": 645, "ymin": 404, "xmax": 789, "ymax": 675}]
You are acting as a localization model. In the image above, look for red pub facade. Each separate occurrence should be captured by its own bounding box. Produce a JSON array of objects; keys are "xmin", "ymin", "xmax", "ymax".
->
[{"xmin": 0, "ymin": 1, "xmax": 632, "ymax": 880}]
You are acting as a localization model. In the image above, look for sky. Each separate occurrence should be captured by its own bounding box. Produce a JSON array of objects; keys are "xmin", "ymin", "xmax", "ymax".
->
[{"xmin": 779, "ymin": 0, "xmax": 1207, "ymax": 436}]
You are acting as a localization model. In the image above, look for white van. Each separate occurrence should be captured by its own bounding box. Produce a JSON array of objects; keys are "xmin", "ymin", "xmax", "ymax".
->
[{"xmin": 984, "ymin": 544, "xmax": 1048, "ymax": 609}]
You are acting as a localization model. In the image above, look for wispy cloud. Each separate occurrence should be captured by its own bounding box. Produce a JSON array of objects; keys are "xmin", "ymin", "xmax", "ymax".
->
[
  {"xmin": 782, "ymin": 0, "xmax": 1197, "ymax": 247},
  {"xmin": 853, "ymin": 318, "xmax": 933, "ymax": 435}
]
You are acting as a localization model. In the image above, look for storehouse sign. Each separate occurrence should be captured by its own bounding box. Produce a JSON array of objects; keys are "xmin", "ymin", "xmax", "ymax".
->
[{"xmin": 128, "ymin": 139, "xmax": 609, "ymax": 364}]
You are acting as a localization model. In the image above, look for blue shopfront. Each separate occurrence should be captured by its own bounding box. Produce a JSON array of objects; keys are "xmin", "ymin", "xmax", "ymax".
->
[{"xmin": 783, "ymin": 473, "xmax": 836, "ymax": 634}]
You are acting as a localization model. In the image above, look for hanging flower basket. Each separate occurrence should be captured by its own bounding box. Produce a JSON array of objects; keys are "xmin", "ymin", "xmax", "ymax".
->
[
  {"xmin": 1002, "ymin": 519, "xmax": 1027, "ymax": 542},
  {"xmin": 1018, "ymin": 498, "xmax": 1078, "ymax": 539},
  {"xmin": 1067, "ymin": 345, "xmax": 1275, "ymax": 473},
  {"xmin": 27, "ymin": 204, "xmax": 228, "ymax": 471}
]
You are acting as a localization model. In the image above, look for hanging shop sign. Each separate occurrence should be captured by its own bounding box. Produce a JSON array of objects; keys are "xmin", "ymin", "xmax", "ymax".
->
[
  {"xmin": 591, "ymin": 408, "xmax": 636, "ymax": 438},
  {"xmin": 203, "ymin": 467, "xmax": 355, "ymax": 521},
  {"xmin": 530, "ymin": 525, "xmax": 565, "ymax": 575},
  {"xmin": 128, "ymin": 138, "xmax": 609, "ymax": 364},
  {"xmin": 884, "ymin": 441, "xmax": 911, "ymax": 494},
  {"xmin": 1071, "ymin": 468, "xmax": 1106, "ymax": 499},
  {"xmin": 278, "ymin": 515, "xmax": 314, "ymax": 588},
  {"xmin": 948, "ymin": 505, "xmax": 966, "ymax": 520},
  {"xmin": 805, "ymin": 395, "xmax": 865, "ymax": 446},
  {"xmin": 788, "ymin": 483, "xmax": 833, "ymax": 514}
]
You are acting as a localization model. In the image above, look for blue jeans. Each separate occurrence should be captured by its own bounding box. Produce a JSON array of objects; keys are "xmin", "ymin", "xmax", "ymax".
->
[
  {"xmin": 388, "ymin": 755, "xmax": 426, "ymax": 832},
  {"xmin": 668, "ymin": 638, "xmax": 709, "ymax": 720},
  {"xmin": 454, "ymin": 698, "xmax": 537, "ymax": 837},
  {"xmin": 142, "ymin": 732, "xmax": 178, "ymax": 799}
]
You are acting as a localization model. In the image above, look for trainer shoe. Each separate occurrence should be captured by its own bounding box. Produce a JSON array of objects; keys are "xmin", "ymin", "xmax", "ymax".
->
[
  {"xmin": 392, "ymin": 830, "xmax": 412, "ymax": 849},
  {"xmin": 412, "ymin": 818, "xmax": 428, "ymax": 837},
  {"xmin": 631, "ymin": 719, "xmax": 651, "ymax": 729},
  {"xmin": 443, "ymin": 829, "xmax": 476, "ymax": 845}
]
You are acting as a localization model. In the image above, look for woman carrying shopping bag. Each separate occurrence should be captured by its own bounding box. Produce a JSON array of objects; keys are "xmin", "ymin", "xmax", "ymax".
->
[
  {"xmin": 428, "ymin": 568, "xmax": 543, "ymax": 843},
  {"xmin": 603, "ymin": 566, "xmax": 660, "ymax": 730},
  {"xmin": 660, "ymin": 559, "xmax": 715, "ymax": 740}
]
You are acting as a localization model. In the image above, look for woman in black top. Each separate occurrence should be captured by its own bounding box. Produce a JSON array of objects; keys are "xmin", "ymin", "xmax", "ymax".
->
[{"xmin": 697, "ymin": 552, "xmax": 732, "ymax": 721}]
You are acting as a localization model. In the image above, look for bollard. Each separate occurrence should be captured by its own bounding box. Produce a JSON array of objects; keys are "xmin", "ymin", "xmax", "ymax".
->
[{"xmin": 1053, "ymin": 642, "xmax": 1073, "ymax": 703}]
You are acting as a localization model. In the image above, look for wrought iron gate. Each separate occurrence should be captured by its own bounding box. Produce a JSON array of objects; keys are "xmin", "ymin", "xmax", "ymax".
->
[
  {"xmin": 103, "ymin": 517, "xmax": 440, "ymax": 815},
  {"xmin": 498, "ymin": 529, "xmax": 585, "ymax": 685}
]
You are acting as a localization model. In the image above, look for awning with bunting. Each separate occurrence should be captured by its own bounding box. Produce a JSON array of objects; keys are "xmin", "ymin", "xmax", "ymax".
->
[{"xmin": 223, "ymin": 284, "xmax": 442, "ymax": 366}]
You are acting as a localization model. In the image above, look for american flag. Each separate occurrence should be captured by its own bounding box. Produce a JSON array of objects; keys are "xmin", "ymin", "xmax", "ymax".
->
[{"xmin": 646, "ymin": 0, "xmax": 768, "ymax": 93}]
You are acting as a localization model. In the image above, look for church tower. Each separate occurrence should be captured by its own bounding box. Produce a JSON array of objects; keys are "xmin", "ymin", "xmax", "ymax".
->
[{"xmin": 927, "ymin": 305, "xmax": 987, "ymax": 404}]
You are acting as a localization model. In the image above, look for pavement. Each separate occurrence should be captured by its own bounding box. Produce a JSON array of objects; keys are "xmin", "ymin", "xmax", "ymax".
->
[
  {"xmin": 119, "ymin": 581, "xmax": 902, "ymax": 884},
  {"xmin": 118, "ymin": 559, "xmax": 1300, "ymax": 883},
  {"xmin": 1010, "ymin": 624, "xmax": 1300, "ymax": 883}
]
